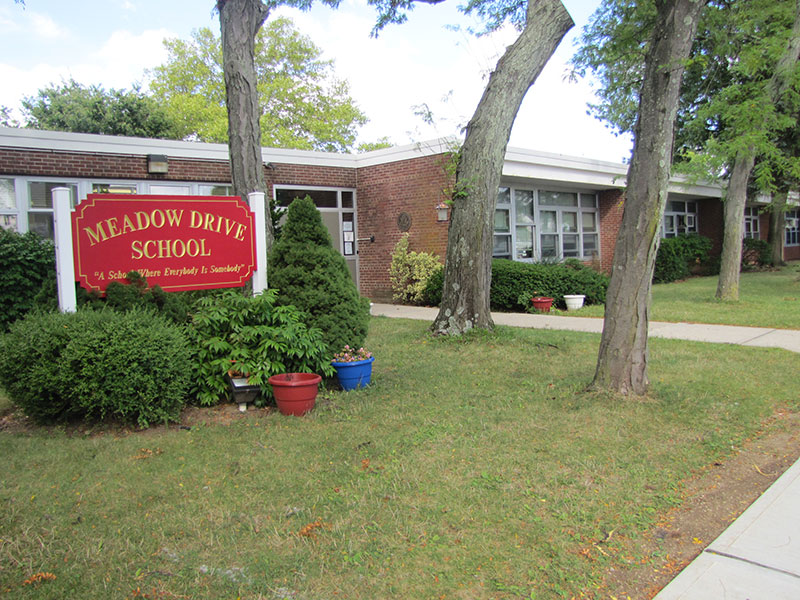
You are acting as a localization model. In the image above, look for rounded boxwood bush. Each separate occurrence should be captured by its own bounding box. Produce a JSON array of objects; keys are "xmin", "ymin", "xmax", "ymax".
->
[
  {"xmin": 268, "ymin": 196, "xmax": 370, "ymax": 355},
  {"xmin": 0, "ymin": 308, "xmax": 191, "ymax": 427}
]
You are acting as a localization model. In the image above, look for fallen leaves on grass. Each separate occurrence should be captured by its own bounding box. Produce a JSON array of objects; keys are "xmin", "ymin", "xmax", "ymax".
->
[
  {"xmin": 22, "ymin": 572, "xmax": 56, "ymax": 586},
  {"xmin": 298, "ymin": 519, "xmax": 331, "ymax": 539},
  {"xmin": 132, "ymin": 448, "xmax": 163, "ymax": 460}
]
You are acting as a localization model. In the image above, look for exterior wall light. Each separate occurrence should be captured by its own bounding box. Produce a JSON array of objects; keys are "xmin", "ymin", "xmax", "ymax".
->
[
  {"xmin": 147, "ymin": 154, "xmax": 169, "ymax": 174},
  {"xmin": 436, "ymin": 202, "xmax": 450, "ymax": 222}
]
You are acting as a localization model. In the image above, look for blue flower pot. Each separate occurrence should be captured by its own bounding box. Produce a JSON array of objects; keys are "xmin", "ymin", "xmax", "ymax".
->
[{"xmin": 331, "ymin": 356, "xmax": 375, "ymax": 390}]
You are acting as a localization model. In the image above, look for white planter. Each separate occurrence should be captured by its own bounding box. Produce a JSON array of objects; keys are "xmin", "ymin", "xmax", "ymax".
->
[{"xmin": 564, "ymin": 294, "xmax": 585, "ymax": 311}]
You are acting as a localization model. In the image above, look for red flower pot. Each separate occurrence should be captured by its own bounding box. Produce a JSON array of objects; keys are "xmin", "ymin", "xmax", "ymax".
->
[
  {"xmin": 268, "ymin": 373, "xmax": 321, "ymax": 416},
  {"xmin": 531, "ymin": 296, "xmax": 554, "ymax": 313}
]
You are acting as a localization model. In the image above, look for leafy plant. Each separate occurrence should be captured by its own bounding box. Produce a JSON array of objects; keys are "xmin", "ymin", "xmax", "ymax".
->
[
  {"xmin": 423, "ymin": 259, "xmax": 609, "ymax": 310},
  {"xmin": 0, "ymin": 229, "xmax": 55, "ymax": 331},
  {"xmin": 653, "ymin": 234, "xmax": 713, "ymax": 283},
  {"xmin": 268, "ymin": 196, "xmax": 370, "ymax": 355},
  {"xmin": 188, "ymin": 289, "xmax": 334, "ymax": 406},
  {"xmin": 332, "ymin": 345, "xmax": 373, "ymax": 363},
  {"xmin": 389, "ymin": 233, "xmax": 443, "ymax": 305},
  {"xmin": 742, "ymin": 237, "xmax": 772, "ymax": 268},
  {"xmin": 0, "ymin": 308, "xmax": 191, "ymax": 427},
  {"xmin": 421, "ymin": 265, "xmax": 445, "ymax": 306}
]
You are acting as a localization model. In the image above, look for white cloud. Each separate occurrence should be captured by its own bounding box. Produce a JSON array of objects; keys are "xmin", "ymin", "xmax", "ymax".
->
[
  {"xmin": 28, "ymin": 11, "xmax": 69, "ymax": 40},
  {"xmin": 89, "ymin": 28, "xmax": 174, "ymax": 88}
]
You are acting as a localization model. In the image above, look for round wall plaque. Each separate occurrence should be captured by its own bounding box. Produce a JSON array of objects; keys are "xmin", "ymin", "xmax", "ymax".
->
[{"xmin": 397, "ymin": 212, "xmax": 412, "ymax": 232}]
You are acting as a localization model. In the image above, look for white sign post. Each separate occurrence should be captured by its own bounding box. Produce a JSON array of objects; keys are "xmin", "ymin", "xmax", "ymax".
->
[
  {"xmin": 52, "ymin": 187, "xmax": 77, "ymax": 313},
  {"xmin": 249, "ymin": 191, "xmax": 268, "ymax": 295}
]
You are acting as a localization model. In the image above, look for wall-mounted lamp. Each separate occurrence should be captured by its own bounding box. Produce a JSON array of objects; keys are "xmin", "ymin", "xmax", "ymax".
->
[
  {"xmin": 147, "ymin": 154, "xmax": 169, "ymax": 174},
  {"xmin": 435, "ymin": 202, "xmax": 450, "ymax": 222}
]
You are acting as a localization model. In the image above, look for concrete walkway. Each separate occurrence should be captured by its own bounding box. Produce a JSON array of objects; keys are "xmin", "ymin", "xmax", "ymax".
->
[
  {"xmin": 371, "ymin": 303, "xmax": 800, "ymax": 353},
  {"xmin": 371, "ymin": 303, "xmax": 800, "ymax": 598}
]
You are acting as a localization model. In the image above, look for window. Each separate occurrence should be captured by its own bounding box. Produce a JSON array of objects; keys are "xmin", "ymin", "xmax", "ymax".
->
[
  {"xmin": 199, "ymin": 184, "xmax": 233, "ymax": 196},
  {"xmin": 272, "ymin": 186, "xmax": 359, "ymax": 281},
  {"xmin": 787, "ymin": 209, "xmax": 799, "ymax": 246},
  {"xmin": 663, "ymin": 200, "xmax": 698, "ymax": 238},
  {"xmin": 2, "ymin": 178, "xmax": 236, "ymax": 237},
  {"xmin": 275, "ymin": 188, "xmax": 338, "ymax": 208},
  {"xmin": 92, "ymin": 183, "xmax": 137, "ymax": 194},
  {"xmin": 744, "ymin": 206, "xmax": 761, "ymax": 239},
  {"xmin": 149, "ymin": 184, "xmax": 191, "ymax": 195},
  {"xmin": 28, "ymin": 181, "xmax": 78, "ymax": 239},
  {"xmin": 0, "ymin": 179, "xmax": 16, "ymax": 231},
  {"xmin": 492, "ymin": 187, "xmax": 599, "ymax": 261}
]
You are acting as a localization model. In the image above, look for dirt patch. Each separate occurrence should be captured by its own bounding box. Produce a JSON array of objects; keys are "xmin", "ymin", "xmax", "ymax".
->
[
  {"xmin": 597, "ymin": 408, "xmax": 800, "ymax": 600},
  {"xmin": 0, "ymin": 402, "xmax": 278, "ymax": 437}
]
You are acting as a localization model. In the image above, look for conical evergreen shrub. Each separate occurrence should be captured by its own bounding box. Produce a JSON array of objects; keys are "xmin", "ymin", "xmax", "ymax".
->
[{"xmin": 268, "ymin": 196, "xmax": 370, "ymax": 355}]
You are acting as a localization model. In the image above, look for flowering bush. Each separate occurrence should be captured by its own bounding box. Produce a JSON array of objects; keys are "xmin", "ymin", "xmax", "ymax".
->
[{"xmin": 332, "ymin": 345, "xmax": 373, "ymax": 363}]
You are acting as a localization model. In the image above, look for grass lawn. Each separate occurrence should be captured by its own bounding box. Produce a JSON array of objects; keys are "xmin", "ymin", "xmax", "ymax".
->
[
  {"xmin": 2, "ymin": 317, "xmax": 798, "ymax": 599},
  {"xmin": 566, "ymin": 263, "xmax": 800, "ymax": 329}
]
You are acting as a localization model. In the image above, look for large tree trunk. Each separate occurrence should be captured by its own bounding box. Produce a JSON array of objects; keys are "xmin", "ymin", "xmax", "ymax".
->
[
  {"xmin": 218, "ymin": 0, "xmax": 274, "ymax": 252},
  {"xmin": 431, "ymin": 0, "xmax": 573, "ymax": 336},
  {"xmin": 716, "ymin": 0, "xmax": 800, "ymax": 299},
  {"xmin": 716, "ymin": 150, "xmax": 755, "ymax": 300},
  {"xmin": 591, "ymin": 0, "xmax": 703, "ymax": 396},
  {"xmin": 768, "ymin": 191, "xmax": 788, "ymax": 266}
]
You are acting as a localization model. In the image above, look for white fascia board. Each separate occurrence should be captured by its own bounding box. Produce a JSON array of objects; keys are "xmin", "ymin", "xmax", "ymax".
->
[
  {"xmin": 0, "ymin": 126, "xmax": 359, "ymax": 168},
  {"xmin": 0, "ymin": 126, "xmax": 231, "ymax": 160},
  {"xmin": 352, "ymin": 137, "xmax": 459, "ymax": 168}
]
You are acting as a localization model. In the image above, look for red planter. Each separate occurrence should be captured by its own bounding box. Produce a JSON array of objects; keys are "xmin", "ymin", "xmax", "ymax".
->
[
  {"xmin": 268, "ymin": 373, "xmax": 322, "ymax": 416},
  {"xmin": 531, "ymin": 296, "xmax": 554, "ymax": 313}
]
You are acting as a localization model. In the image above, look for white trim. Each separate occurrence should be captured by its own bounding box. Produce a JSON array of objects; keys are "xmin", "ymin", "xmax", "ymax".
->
[{"xmin": 0, "ymin": 128, "xmax": 723, "ymax": 197}]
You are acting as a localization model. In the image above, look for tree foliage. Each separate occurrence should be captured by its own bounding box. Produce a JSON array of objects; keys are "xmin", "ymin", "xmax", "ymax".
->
[
  {"xmin": 268, "ymin": 196, "xmax": 370, "ymax": 355},
  {"xmin": 20, "ymin": 79, "xmax": 180, "ymax": 138},
  {"xmin": 149, "ymin": 17, "xmax": 367, "ymax": 151}
]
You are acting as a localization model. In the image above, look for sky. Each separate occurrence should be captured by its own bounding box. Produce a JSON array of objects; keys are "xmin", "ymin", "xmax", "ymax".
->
[{"xmin": 0, "ymin": 0, "xmax": 633, "ymax": 162}]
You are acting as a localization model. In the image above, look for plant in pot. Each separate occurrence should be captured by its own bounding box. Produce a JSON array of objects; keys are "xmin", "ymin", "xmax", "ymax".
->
[
  {"xmin": 529, "ymin": 291, "xmax": 554, "ymax": 313},
  {"xmin": 331, "ymin": 345, "xmax": 375, "ymax": 391},
  {"xmin": 189, "ymin": 289, "xmax": 334, "ymax": 413}
]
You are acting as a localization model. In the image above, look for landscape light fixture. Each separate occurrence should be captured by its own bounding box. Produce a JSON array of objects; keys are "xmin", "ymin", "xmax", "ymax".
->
[{"xmin": 228, "ymin": 374, "xmax": 260, "ymax": 412}]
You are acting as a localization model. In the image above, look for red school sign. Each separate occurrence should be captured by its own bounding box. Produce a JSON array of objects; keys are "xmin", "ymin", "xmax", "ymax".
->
[{"xmin": 72, "ymin": 194, "xmax": 257, "ymax": 293}]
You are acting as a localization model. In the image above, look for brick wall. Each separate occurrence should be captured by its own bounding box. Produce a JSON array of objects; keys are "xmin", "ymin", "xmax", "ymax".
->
[
  {"xmin": 355, "ymin": 153, "xmax": 452, "ymax": 300},
  {"xmin": 597, "ymin": 189, "xmax": 624, "ymax": 273},
  {"xmin": 0, "ymin": 147, "xmax": 232, "ymax": 182},
  {"xmin": 698, "ymin": 197, "xmax": 724, "ymax": 255}
]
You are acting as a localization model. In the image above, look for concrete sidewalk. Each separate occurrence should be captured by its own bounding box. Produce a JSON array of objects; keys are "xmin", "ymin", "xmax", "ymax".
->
[
  {"xmin": 371, "ymin": 303, "xmax": 800, "ymax": 598},
  {"xmin": 371, "ymin": 303, "xmax": 800, "ymax": 353},
  {"xmin": 654, "ymin": 457, "xmax": 800, "ymax": 600}
]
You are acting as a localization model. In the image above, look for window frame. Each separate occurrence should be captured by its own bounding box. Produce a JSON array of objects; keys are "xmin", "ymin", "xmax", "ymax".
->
[
  {"xmin": 492, "ymin": 186, "xmax": 600, "ymax": 262},
  {"xmin": 786, "ymin": 208, "xmax": 799, "ymax": 247}
]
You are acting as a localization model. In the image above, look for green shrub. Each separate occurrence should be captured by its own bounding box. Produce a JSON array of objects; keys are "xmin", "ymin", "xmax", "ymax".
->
[
  {"xmin": 492, "ymin": 259, "xmax": 609, "ymax": 310},
  {"xmin": 188, "ymin": 289, "xmax": 334, "ymax": 406},
  {"xmin": 422, "ymin": 259, "xmax": 609, "ymax": 311},
  {"xmin": 389, "ymin": 234, "xmax": 443, "ymax": 304},
  {"xmin": 0, "ymin": 229, "xmax": 55, "ymax": 330},
  {"xmin": 653, "ymin": 234, "xmax": 713, "ymax": 283},
  {"xmin": 421, "ymin": 265, "xmax": 445, "ymax": 306},
  {"xmin": 742, "ymin": 237, "xmax": 772, "ymax": 268},
  {"xmin": 268, "ymin": 196, "xmax": 370, "ymax": 354},
  {"xmin": 0, "ymin": 309, "xmax": 191, "ymax": 427}
]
